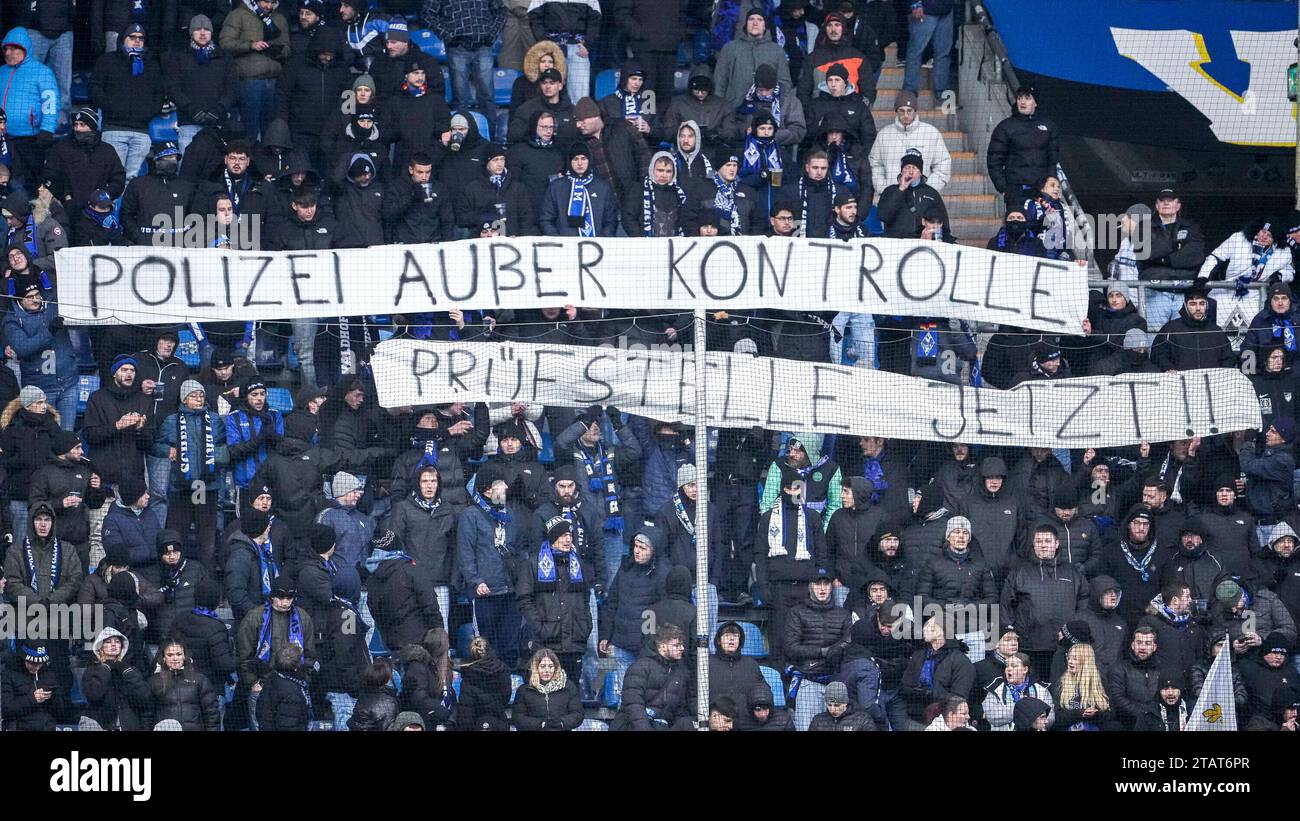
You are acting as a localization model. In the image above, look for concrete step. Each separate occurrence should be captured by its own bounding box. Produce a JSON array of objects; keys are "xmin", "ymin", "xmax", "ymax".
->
[
  {"xmin": 952, "ymin": 216, "xmax": 1003, "ymax": 246},
  {"xmin": 939, "ymin": 192, "xmax": 1000, "ymax": 218},
  {"xmin": 872, "ymin": 91, "xmax": 935, "ymax": 112},
  {"xmin": 941, "ymin": 172, "xmax": 994, "ymax": 196},
  {"xmin": 876, "ymin": 64, "xmax": 927, "ymax": 90},
  {"xmin": 950, "ymin": 151, "xmax": 981, "ymax": 175}
]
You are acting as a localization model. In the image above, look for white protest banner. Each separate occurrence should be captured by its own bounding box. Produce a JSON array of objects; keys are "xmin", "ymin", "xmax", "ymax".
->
[
  {"xmin": 370, "ymin": 339, "xmax": 1261, "ymax": 448},
  {"xmin": 54, "ymin": 236, "xmax": 1086, "ymax": 332}
]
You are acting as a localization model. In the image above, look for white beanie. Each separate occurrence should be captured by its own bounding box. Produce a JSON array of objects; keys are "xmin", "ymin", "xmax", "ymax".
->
[{"xmin": 945, "ymin": 516, "xmax": 972, "ymax": 537}]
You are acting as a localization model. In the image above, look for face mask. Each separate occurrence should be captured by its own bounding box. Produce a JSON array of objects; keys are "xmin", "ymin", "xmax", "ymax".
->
[
  {"xmin": 1006, "ymin": 221, "xmax": 1027, "ymax": 240},
  {"xmin": 155, "ymin": 157, "xmax": 179, "ymax": 176},
  {"xmin": 74, "ymin": 130, "xmax": 98, "ymax": 146}
]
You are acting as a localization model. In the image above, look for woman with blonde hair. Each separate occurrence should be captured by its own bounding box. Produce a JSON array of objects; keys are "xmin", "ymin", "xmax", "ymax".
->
[
  {"xmin": 513, "ymin": 647, "xmax": 585, "ymax": 730},
  {"xmin": 1050, "ymin": 643, "xmax": 1114, "ymax": 731},
  {"xmin": 981, "ymin": 652, "xmax": 1054, "ymax": 731}
]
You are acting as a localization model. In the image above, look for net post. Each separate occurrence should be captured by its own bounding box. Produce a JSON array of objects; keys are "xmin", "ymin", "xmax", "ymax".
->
[{"xmin": 693, "ymin": 308, "xmax": 710, "ymax": 727}]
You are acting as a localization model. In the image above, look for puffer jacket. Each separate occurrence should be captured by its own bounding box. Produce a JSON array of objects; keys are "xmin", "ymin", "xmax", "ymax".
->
[
  {"xmin": 101, "ymin": 501, "xmax": 166, "ymax": 570},
  {"xmin": 986, "ymin": 110, "xmax": 1061, "ymax": 194},
  {"xmin": 917, "ymin": 546, "xmax": 997, "ymax": 611},
  {"xmin": 256, "ymin": 670, "xmax": 312, "ymax": 730},
  {"xmin": 149, "ymin": 662, "xmax": 220, "ymax": 730},
  {"xmin": 783, "ymin": 591, "xmax": 852, "ymax": 675},
  {"xmin": 956, "ymin": 479, "xmax": 1021, "ymax": 577},
  {"xmin": 1107, "ymin": 645, "xmax": 1164, "ymax": 728},
  {"xmin": 600, "ymin": 549, "xmax": 669, "ymax": 650},
  {"xmin": 1, "ymin": 656, "xmax": 69, "ymax": 730},
  {"xmin": 736, "ymin": 681, "xmax": 795, "ymax": 731},
  {"xmin": 808, "ymin": 700, "xmax": 877, "ymax": 730},
  {"xmin": 612, "ymin": 646, "xmax": 695, "ymax": 730},
  {"xmin": 512, "ymin": 674, "xmax": 585, "ymax": 731},
  {"xmin": 80, "ymin": 628, "xmax": 153, "ymax": 731},
  {"xmin": 90, "ymin": 40, "xmax": 166, "ymax": 132},
  {"xmin": 0, "ymin": 403, "xmax": 63, "ymax": 504},
  {"xmin": 27, "ymin": 457, "xmax": 103, "ymax": 547},
  {"xmin": 0, "ymin": 29, "xmax": 59, "ymax": 136},
  {"xmin": 171, "ymin": 607, "xmax": 236, "ymax": 686}
]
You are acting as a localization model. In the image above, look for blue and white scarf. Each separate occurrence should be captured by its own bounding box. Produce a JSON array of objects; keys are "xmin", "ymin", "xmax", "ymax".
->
[
  {"xmin": 536, "ymin": 541, "xmax": 584, "ymax": 583},
  {"xmin": 567, "ymin": 173, "xmax": 596, "ymax": 237},
  {"xmin": 177, "ymin": 410, "xmax": 216, "ymax": 483},
  {"xmin": 415, "ymin": 437, "xmax": 439, "ymax": 469},
  {"xmin": 915, "ymin": 321, "xmax": 939, "ymax": 361},
  {"xmin": 673, "ymin": 492, "xmax": 695, "ymax": 545},
  {"xmin": 616, "ymin": 88, "xmax": 642, "ymax": 118},
  {"xmin": 557, "ymin": 502, "xmax": 587, "ymax": 554},
  {"xmin": 23, "ymin": 535, "xmax": 60, "ymax": 593},
  {"xmin": 255, "ymin": 603, "xmax": 303, "ymax": 663},
  {"xmin": 1120, "ymin": 539, "xmax": 1158, "ymax": 584},
  {"xmin": 578, "ymin": 444, "xmax": 622, "ymax": 530},
  {"xmin": 712, "ymin": 175, "xmax": 740, "ymax": 235},
  {"xmin": 742, "ymin": 84, "xmax": 782, "ymax": 125},
  {"xmin": 796, "ymin": 175, "xmax": 836, "ymax": 238},
  {"xmin": 642, "ymin": 176, "xmax": 687, "ymax": 237},
  {"xmin": 191, "ymin": 40, "xmax": 216, "ymax": 65},
  {"xmin": 827, "ymin": 144, "xmax": 858, "ymax": 194},
  {"xmin": 256, "ymin": 531, "xmax": 279, "ymax": 599},
  {"xmin": 741, "ymin": 135, "xmax": 781, "ymax": 180},
  {"xmin": 473, "ymin": 490, "xmax": 512, "ymax": 525},
  {"xmin": 766, "ymin": 501, "xmax": 809, "ymax": 560},
  {"xmin": 124, "ymin": 45, "xmax": 145, "ymax": 77},
  {"xmin": 1272, "ymin": 316, "xmax": 1297, "ymax": 352}
]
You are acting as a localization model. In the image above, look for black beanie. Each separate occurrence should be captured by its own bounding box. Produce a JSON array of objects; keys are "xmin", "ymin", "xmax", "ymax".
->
[
  {"xmin": 309, "ymin": 523, "xmax": 337, "ymax": 555},
  {"xmin": 194, "ymin": 577, "xmax": 222, "ymax": 609},
  {"xmin": 108, "ymin": 571, "xmax": 138, "ymax": 605},
  {"xmin": 156, "ymin": 528, "xmax": 184, "ymax": 557},
  {"xmin": 104, "ymin": 542, "xmax": 132, "ymax": 567},
  {"xmin": 51, "ymin": 429, "xmax": 82, "ymax": 457}
]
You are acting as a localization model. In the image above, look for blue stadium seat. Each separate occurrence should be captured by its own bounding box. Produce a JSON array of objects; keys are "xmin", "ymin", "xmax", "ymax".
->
[
  {"xmin": 493, "ymin": 109, "xmax": 510, "ymax": 142},
  {"xmin": 602, "ymin": 670, "xmax": 619, "ymax": 708},
  {"xmin": 469, "ymin": 111, "xmax": 491, "ymax": 142},
  {"xmin": 493, "ymin": 68, "xmax": 519, "ymax": 107},
  {"xmin": 455, "ymin": 622, "xmax": 475, "ymax": 658},
  {"xmin": 149, "ymin": 111, "xmax": 178, "ymax": 144},
  {"xmin": 760, "ymin": 665, "xmax": 786, "ymax": 708},
  {"xmin": 413, "ymin": 29, "xmax": 445, "ymax": 62},
  {"xmin": 538, "ymin": 429, "xmax": 555, "ymax": 465},
  {"xmin": 176, "ymin": 327, "xmax": 201, "ymax": 368},
  {"xmin": 71, "ymin": 72, "xmax": 89, "ymax": 104},
  {"xmin": 368, "ymin": 628, "xmax": 391, "ymax": 657},
  {"xmin": 509, "ymin": 673, "xmax": 524, "ymax": 704},
  {"xmin": 737, "ymin": 621, "xmax": 768, "ymax": 657},
  {"xmin": 594, "ymin": 69, "xmax": 619, "ymax": 101},
  {"xmin": 444, "ymin": 73, "xmax": 453, "ymax": 103},
  {"xmin": 677, "ymin": 42, "xmax": 690, "ymax": 66},
  {"xmin": 265, "ymin": 387, "xmax": 293, "ymax": 414},
  {"xmin": 77, "ymin": 374, "xmax": 100, "ymax": 417}
]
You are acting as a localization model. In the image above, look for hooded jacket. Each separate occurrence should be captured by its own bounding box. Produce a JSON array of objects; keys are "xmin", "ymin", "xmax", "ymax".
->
[
  {"xmin": 80, "ymin": 627, "xmax": 153, "ymax": 731},
  {"xmin": 955, "ymin": 468, "xmax": 1021, "ymax": 577},
  {"xmin": 736, "ymin": 680, "xmax": 795, "ymax": 730},
  {"xmin": 40, "ymin": 129, "xmax": 127, "ymax": 211},
  {"xmin": 456, "ymin": 150, "xmax": 541, "ymax": 237},
  {"xmin": 398, "ymin": 644, "xmax": 455, "ymax": 728},
  {"xmin": 2, "ymin": 500, "xmax": 83, "ymax": 604},
  {"xmin": 783, "ymin": 587, "xmax": 853, "ymax": 675},
  {"xmin": 366, "ymin": 547, "xmax": 445, "ymax": 651},
  {"xmin": 510, "ymin": 40, "xmax": 567, "ymax": 113},
  {"xmin": 600, "ymin": 536, "xmax": 670, "ymax": 649},
  {"xmin": 708, "ymin": 621, "xmax": 766, "ymax": 713},
  {"xmin": 1, "ymin": 653, "xmax": 70, "ymax": 730},
  {"xmin": 0, "ymin": 401, "xmax": 61, "ymax": 503},
  {"xmin": 611, "ymin": 645, "xmax": 695, "ymax": 730},
  {"xmin": 0, "ymin": 29, "xmax": 59, "ymax": 137},
  {"xmin": 713, "ymin": 23, "xmax": 792, "ymax": 106},
  {"xmin": 1159, "ymin": 523, "xmax": 1229, "ymax": 604},
  {"xmin": 389, "ymin": 481, "xmax": 458, "ymax": 586},
  {"xmin": 827, "ymin": 477, "xmax": 889, "ymax": 590},
  {"xmin": 868, "ymin": 114, "xmax": 952, "ymax": 194},
  {"xmin": 1077, "ymin": 574, "xmax": 1129, "ymax": 668},
  {"xmin": 2, "ymin": 286, "xmax": 79, "ymax": 394},
  {"xmin": 517, "ymin": 537, "xmax": 597, "ymax": 655},
  {"xmin": 506, "ymin": 107, "xmax": 566, "ymax": 207},
  {"xmin": 1106, "ymin": 643, "xmax": 1164, "ymax": 728},
  {"xmin": 333, "ymin": 155, "xmax": 387, "ymax": 248}
]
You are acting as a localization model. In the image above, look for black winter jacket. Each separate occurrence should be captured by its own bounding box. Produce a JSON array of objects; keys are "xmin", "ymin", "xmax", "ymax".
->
[
  {"xmin": 613, "ymin": 647, "xmax": 695, "ymax": 730},
  {"xmin": 512, "ymin": 677, "xmax": 586, "ymax": 730},
  {"xmin": 149, "ymin": 664, "xmax": 220, "ymax": 730},
  {"xmin": 986, "ymin": 111, "xmax": 1061, "ymax": 193},
  {"xmin": 366, "ymin": 556, "xmax": 445, "ymax": 652},
  {"xmin": 600, "ymin": 553, "xmax": 669, "ymax": 650},
  {"xmin": 41, "ymin": 137, "xmax": 127, "ymax": 211},
  {"xmin": 899, "ymin": 639, "xmax": 974, "ymax": 719},
  {"xmin": 517, "ymin": 543, "xmax": 596, "ymax": 655},
  {"xmin": 90, "ymin": 49, "xmax": 166, "ymax": 132},
  {"xmin": 171, "ymin": 608, "xmax": 237, "ymax": 686},
  {"xmin": 348, "ymin": 685, "xmax": 400, "ymax": 731},
  {"xmin": 783, "ymin": 592, "xmax": 852, "ymax": 675}
]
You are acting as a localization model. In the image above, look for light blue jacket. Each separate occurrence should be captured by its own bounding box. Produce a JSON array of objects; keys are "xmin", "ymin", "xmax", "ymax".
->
[{"xmin": 0, "ymin": 28, "xmax": 59, "ymax": 137}]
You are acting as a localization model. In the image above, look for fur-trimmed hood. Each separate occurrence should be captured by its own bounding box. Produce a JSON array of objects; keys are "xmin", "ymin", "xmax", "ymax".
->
[{"xmin": 522, "ymin": 40, "xmax": 567, "ymax": 83}]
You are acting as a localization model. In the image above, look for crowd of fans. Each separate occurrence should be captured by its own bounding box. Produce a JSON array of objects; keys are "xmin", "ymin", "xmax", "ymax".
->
[{"xmin": 1, "ymin": 0, "xmax": 1299, "ymax": 734}]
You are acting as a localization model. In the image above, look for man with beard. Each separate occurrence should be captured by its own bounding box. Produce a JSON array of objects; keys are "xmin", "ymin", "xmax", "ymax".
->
[
  {"xmin": 224, "ymin": 379, "xmax": 285, "ymax": 498},
  {"xmin": 653, "ymin": 463, "xmax": 724, "ymax": 582},
  {"xmin": 82, "ymin": 354, "xmax": 154, "ymax": 489},
  {"xmin": 1151, "ymin": 280, "xmax": 1238, "ymax": 371},
  {"xmin": 1090, "ymin": 511, "xmax": 1164, "ymax": 628},
  {"xmin": 760, "ymin": 434, "xmax": 842, "ymax": 525},
  {"xmin": 457, "ymin": 465, "xmax": 528, "ymax": 669}
]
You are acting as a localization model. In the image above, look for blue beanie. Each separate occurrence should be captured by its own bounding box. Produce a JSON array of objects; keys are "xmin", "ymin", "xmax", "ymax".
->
[{"xmin": 111, "ymin": 354, "xmax": 138, "ymax": 375}]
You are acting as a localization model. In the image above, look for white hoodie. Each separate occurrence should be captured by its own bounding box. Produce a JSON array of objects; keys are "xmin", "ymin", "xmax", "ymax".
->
[{"xmin": 868, "ymin": 116, "xmax": 952, "ymax": 195}]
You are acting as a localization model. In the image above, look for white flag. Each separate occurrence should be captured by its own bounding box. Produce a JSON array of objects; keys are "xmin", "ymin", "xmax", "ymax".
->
[{"xmin": 1186, "ymin": 635, "xmax": 1237, "ymax": 731}]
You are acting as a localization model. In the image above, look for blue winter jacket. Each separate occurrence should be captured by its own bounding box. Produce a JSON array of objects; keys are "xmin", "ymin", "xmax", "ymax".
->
[
  {"xmin": 102, "ymin": 500, "xmax": 166, "ymax": 569},
  {"xmin": 0, "ymin": 28, "xmax": 58, "ymax": 137},
  {"xmin": 226, "ymin": 407, "xmax": 285, "ymax": 487},
  {"xmin": 456, "ymin": 502, "xmax": 526, "ymax": 595},
  {"xmin": 1, "ymin": 293, "xmax": 77, "ymax": 392}
]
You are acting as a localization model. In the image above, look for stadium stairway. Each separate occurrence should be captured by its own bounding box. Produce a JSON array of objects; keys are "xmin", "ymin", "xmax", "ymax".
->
[{"xmin": 871, "ymin": 45, "xmax": 1002, "ymax": 247}]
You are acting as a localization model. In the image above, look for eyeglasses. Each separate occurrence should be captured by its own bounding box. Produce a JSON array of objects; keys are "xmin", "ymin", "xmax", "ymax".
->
[{"xmin": 773, "ymin": 215, "xmax": 795, "ymax": 222}]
